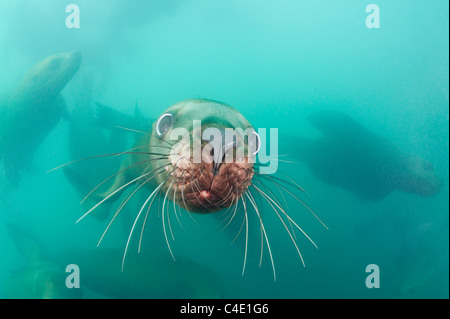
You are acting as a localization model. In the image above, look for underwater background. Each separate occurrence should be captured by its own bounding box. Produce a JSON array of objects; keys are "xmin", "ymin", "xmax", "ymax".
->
[{"xmin": 0, "ymin": 0, "xmax": 448, "ymax": 299}]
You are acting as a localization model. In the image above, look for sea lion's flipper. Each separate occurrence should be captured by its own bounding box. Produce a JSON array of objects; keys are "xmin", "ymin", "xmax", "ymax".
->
[
  {"xmin": 5, "ymin": 223, "xmax": 42, "ymax": 266},
  {"xmin": 94, "ymin": 102, "xmax": 152, "ymax": 133},
  {"xmin": 63, "ymin": 166, "xmax": 113, "ymax": 221},
  {"xmin": 94, "ymin": 102, "xmax": 124, "ymax": 129}
]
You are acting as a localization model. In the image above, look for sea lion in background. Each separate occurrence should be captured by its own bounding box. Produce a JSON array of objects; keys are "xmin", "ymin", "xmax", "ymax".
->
[
  {"xmin": 94, "ymin": 100, "xmax": 151, "ymax": 133},
  {"xmin": 2, "ymin": 224, "xmax": 82, "ymax": 299},
  {"xmin": 58, "ymin": 247, "xmax": 223, "ymax": 299},
  {"xmin": 0, "ymin": 51, "xmax": 82, "ymax": 186},
  {"xmin": 289, "ymin": 110, "xmax": 442, "ymax": 201},
  {"xmin": 3, "ymin": 223, "xmax": 221, "ymax": 298}
]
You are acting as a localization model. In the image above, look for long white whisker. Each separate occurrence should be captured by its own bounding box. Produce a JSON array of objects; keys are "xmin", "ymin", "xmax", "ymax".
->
[
  {"xmin": 222, "ymin": 194, "xmax": 242, "ymax": 232},
  {"xmin": 122, "ymin": 182, "xmax": 165, "ymax": 271},
  {"xmin": 231, "ymin": 204, "xmax": 246, "ymax": 245},
  {"xmin": 138, "ymin": 186, "xmax": 161, "ymax": 253},
  {"xmin": 172, "ymin": 184, "xmax": 188, "ymax": 233},
  {"xmin": 81, "ymin": 159, "xmax": 169, "ymax": 204},
  {"xmin": 253, "ymin": 179, "xmax": 298, "ymax": 242},
  {"xmin": 48, "ymin": 148, "xmax": 171, "ymax": 173},
  {"xmin": 247, "ymin": 189, "xmax": 264, "ymax": 267},
  {"xmin": 97, "ymin": 168, "xmax": 166, "ymax": 247},
  {"xmin": 254, "ymin": 176, "xmax": 289, "ymax": 211},
  {"xmin": 114, "ymin": 126, "xmax": 152, "ymax": 136},
  {"xmin": 252, "ymin": 183, "xmax": 318, "ymax": 249},
  {"xmin": 76, "ymin": 170, "xmax": 154, "ymax": 224},
  {"xmin": 136, "ymin": 164, "xmax": 180, "ymax": 253},
  {"xmin": 241, "ymin": 196, "xmax": 249, "ymax": 278},
  {"xmin": 252, "ymin": 179, "xmax": 286, "ymax": 216},
  {"xmin": 259, "ymin": 177, "xmax": 327, "ymax": 230},
  {"xmin": 250, "ymin": 185, "xmax": 306, "ymax": 268},
  {"xmin": 245, "ymin": 191, "xmax": 276, "ymax": 281},
  {"xmin": 218, "ymin": 196, "xmax": 237, "ymax": 229},
  {"xmin": 256, "ymin": 170, "xmax": 307, "ymax": 194},
  {"xmin": 180, "ymin": 183, "xmax": 201, "ymax": 227},
  {"xmin": 162, "ymin": 182, "xmax": 176, "ymax": 261},
  {"xmin": 47, "ymin": 152, "xmax": 135, "ymax": 173},
  {"xmin": 166, "ymin": 183, "xmax": 175, "ymax": 241}
]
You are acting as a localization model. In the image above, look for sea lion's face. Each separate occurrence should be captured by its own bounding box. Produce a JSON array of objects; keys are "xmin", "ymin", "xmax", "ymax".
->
[
  {"xmin": 22, "ymin": 51, "xmax": 82, "ymax": 98},
  {"xmin": 149, "ymin": 99, "xmax": 258, "ymax": 213}
]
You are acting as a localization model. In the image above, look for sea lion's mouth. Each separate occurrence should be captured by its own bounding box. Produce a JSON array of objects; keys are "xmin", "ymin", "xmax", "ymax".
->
[{"xmin": 167, "ymin": 161, "xmax": 254, "ymax": 213}]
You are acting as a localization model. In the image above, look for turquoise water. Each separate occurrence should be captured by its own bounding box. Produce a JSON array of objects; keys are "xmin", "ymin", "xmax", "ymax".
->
[{"xmin": 0, "ymin": 0, "xmax": 448, "ymax": 299}]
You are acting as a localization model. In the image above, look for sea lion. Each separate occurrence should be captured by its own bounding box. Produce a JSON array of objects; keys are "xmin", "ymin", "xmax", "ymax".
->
[
  {"xmin": 3, "ymin": 224, "xmax": 82, "ymax": 299},
  {"xmin": 0, "ymin": 51, "xmax": 82, "ymax": 186},
  {"xmin": 289, "ymin": 110, "xmax": 443, "ymax": 201},
  {"xmin": 62, "ymin": 98, "xmax": 326, "ymax": 280},
  {"xmin": 4, "ymin": 223, "xmax": 221, "ymax": 299},
  {"xmin": 58, "ymin": 247, "xmax": 223, "ymax": 299}
]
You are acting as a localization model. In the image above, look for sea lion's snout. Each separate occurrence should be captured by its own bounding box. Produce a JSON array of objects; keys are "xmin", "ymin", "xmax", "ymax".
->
[
  {"xmin": 205, "ymin": 133, "xmax": 237, "ymax": 176},
  {"xmin": 170, "ymin": 153, "xmax": 254, "ymax": 214},
  {"xmin": 174, "ymin": 127, "xmax": 255, "ymax": 213}
]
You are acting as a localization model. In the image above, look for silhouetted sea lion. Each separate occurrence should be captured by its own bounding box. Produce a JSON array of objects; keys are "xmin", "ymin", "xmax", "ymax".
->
[
  {"xmin": 3, "ymin": 223, "xmax": 222, "ymax": 299},
  {"xmin": 59, "ymin": 247, "xmax": 223, "ymax": 299},
  {"xmin": 0, "ymin": 51, "xmax": 82, "ymax": 185},
  {"xmin": 290, "ymin": 110, "xmax": 442, "ymax": 201},
  {"xmin": 2, "ymin": 224, "xmax": 82, "ymax": 299}
]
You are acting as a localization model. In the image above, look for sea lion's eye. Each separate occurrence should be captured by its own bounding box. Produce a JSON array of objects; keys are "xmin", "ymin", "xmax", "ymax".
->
[
  {"xmin": 248, "ymin": 131, "xmax": 260, "ymax": 155},
  {"xmin": 156, "ymin": 113, "xmax": 173, "ymax": 137}
]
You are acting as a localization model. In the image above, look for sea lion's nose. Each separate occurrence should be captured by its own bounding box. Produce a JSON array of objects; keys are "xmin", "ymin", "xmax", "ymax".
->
[
  {"xmin": 205, "ymin": 128, "xmax": 236, "ymax": 175},
  {"xmin": 211, "ymin": 140, "xmax": 236, "ymax": 175}
]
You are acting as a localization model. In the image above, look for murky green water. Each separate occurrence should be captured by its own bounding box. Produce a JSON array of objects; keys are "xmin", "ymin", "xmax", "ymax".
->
[{"xmin": 0, "ymin": 0, "xmax": 448, "ymax": 299}]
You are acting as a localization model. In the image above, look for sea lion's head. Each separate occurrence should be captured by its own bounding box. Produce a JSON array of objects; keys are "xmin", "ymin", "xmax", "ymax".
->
[
  {"xmin": 148, "ymin": 99, "xmax": 259, "ymax": 213},
  {"xmin": 12, "ymin": 51, "xmax": 82, "ymax": 104},
  {"xmin": 399, "ymin": 156, "xmax": 443, "ymax": 197}
]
